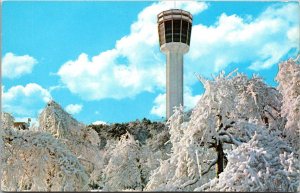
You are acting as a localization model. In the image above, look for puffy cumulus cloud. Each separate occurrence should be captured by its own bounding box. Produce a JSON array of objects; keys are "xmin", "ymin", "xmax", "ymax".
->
[
  {"xmin": 2, "ymin": 52, "xmax": 37, "ymax": 79},
  {"xmin": 150, "ymin": 88, "xmax": 202, "ymax": 117},
  {"xmin": 185, "ymin": 3, "xmax": 299, "ymax": 84},
  {"xmin": 65, "ymin": 104, "xmax": 83, "ymax": 115},
  {"xmin": 2, "ymin": 83, "xmax": 51, "ymax": 118},
  {"xmin": 57, "ymin": 1, "xmax": 208, "ymax": 100}
]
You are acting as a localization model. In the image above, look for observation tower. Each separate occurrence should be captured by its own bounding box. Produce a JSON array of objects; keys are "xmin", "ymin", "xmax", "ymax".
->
[{"xmin": 157, "ymin": 9, "xmax": 193, "ymax": 118}]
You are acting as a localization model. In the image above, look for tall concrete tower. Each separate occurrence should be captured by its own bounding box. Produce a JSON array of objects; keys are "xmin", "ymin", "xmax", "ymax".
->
[{"xmin": 157, "ymin": 9, "xmax": 193, "ymax": 118}]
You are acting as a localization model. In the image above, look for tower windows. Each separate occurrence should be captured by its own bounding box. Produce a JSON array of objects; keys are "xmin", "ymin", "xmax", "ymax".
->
[
  {"xmin": 173, "ymin": 20, "xmax": 181, "ymax": 42},
  {"xmin": 181, "ymin": 20, "xmax": 188, "ymax": 44},
  {"xmin": 164, "ymin": 20, "xmax": 173, "ymax": 43},
  {"xmin": 157, "ymin": 9, "xmax": 192, "ymax": 46}
]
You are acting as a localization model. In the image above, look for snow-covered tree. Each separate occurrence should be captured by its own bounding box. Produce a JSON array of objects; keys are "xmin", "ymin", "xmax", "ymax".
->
[
  {"xmin": 144, "ymin": 108, "xmax": 189, "ymax": 190},
  {"xmin": 89, "ymin": 118, "xmax": 171, "ymax": 189},
  {"xmin": 1, "ymin": 127, "xmax": 89, "ymax": 191},
  {"xmin": 102, "ymin": 132, "xmax": 143, "ymax": 191},
  {"xmin": 38, "ymin": 100, "xmax": 103, "ymax": 188},
  {"xmin": 195, "ymin": 127, "xmax": 299, "ymax": 192},
  {"xmin": 276, "ymin": 56, "xmax": 300, "ymax": 154},
  {"xmin": 138, "ymin": 120, "xmax": 171, "ymax": 186},
  {"xmin": 146, "ymin": 70, "xmax": 284, "ymax": 191}
]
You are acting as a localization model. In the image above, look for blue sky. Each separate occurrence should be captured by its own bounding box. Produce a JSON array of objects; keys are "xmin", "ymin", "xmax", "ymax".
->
[{"xmin": 2, "ymin": 1, "xmax": 299, "ymax": 125}]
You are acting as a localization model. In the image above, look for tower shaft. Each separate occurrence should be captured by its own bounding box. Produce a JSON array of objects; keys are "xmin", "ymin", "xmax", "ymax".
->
[
  {"xmin": 157, "ymin": 9, "xmax": 193, "ymax": 119},
  {"xmin": 166, "ymin": 51, "xmax": 184, "ymax": 118}
]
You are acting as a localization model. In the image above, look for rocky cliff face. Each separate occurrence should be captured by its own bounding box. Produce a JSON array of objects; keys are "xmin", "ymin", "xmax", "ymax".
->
[{"xmin": 38, "ymin": 100, "xmax": 84, "ymax": 138}]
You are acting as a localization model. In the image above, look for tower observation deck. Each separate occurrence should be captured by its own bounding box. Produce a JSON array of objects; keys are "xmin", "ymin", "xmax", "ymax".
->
[{"xmin": 157, "ymin": 9, "xmax": 193, "ymax": 118}]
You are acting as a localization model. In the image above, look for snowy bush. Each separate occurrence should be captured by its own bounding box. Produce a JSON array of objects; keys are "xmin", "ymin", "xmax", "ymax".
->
[{"xmin": 1, "ymin": 128, "xmax": 89, "ymax": 191}]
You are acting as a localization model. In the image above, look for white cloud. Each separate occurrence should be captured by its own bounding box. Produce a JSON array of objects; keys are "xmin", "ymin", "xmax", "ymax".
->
[
  {"xmin": 287, "ymin": 27, "xmax": 299, "ymax": 43},
  {"xmin": 150, "ymin": 88, "xmax": 202, "ymax": 117},
  {"xmin": 57, "ymin": 1, "xmax": 208, "ymax": 100},
  {"xmin": 92, "ymin": 120, "xmax": 107, "ymax": 125},
  {"xmin": 184, "ymin": 87, "xmax": 202, "ymax": 110},
  {"xmin": 181, "ymin": 1, "xmax": 208, "ymax": 15},
  {"xmin": 2, "ymin": 52, "xmax": 37, "ymax": 79},
  {"xmin": 150, "ymin": 93, "xmax": 166, "ymax": 117},
  {"xmin": 2, "ymin": 83, "xmax": 51, "ymax": 118},
  {"xmin": 65, "ymin": 104, "xmax": 83, "ymax": 115},
  {"xmin": 49, "ymin": 84, "xmax": 66, "ymax": 93},
  {"xmin": 185, "ymin": 3, "xmax": 299, "ymax": 82}
]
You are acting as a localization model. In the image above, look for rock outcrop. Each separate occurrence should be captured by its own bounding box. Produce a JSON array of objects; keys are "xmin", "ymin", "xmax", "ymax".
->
[{"xmin": 39, "ymin": 100, "xmax": 84, "ymax": 138}]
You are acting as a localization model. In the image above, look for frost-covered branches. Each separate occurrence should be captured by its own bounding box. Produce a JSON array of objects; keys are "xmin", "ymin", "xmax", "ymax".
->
[
  {"xmin": 146, "ymin": 68, "xmax": 287, "ymax": 191},
  {"xmin": 38, "ymin": 100, "xmax": 103, "ymax": 188},
  {"xmin": 1, "ymin": 128, "xmax": 89, "ymax": 191},
  {"xmin": 102, "ymin": 132, "xmax": 143, "ymax": 191},
  {"xmin": 276, "ymin": 56, "xmax": 300, "ymax": 153},
  {"xmin": 191, "ymin": 71, "xmax": 282, "ymax": 147},
  {"xmin": 196, "ymin": 128, "xmax": 299, "ymax": 192},
  {"xmin": 186, "ymin": 71, "xmax": 284, "ymax": 177},
  {"xmin": 145, "ymin": 107, "xmax": 216, "ymax": 191},
  {"xmin": 1, "ymin": 113, "xmax": 15, "ymax": 130}
]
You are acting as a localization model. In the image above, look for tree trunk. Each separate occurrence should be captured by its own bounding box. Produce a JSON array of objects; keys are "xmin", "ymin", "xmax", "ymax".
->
[
  {"xmin": 216, "ymin": 142, "xmax": 224, "ymax": 177},
  {"xmin": 216, "ymin": 114, "xmax": 225, "ymax": 177}
]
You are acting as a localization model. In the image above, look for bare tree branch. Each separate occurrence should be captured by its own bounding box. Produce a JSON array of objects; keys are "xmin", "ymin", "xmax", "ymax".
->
[
  {"xmin": 201, "ymin": 157, "xmax": 218, "ymax": 176},
  {"xmin": 180, "ymin": 177, "xmax": 199, "ymax": 188}
]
